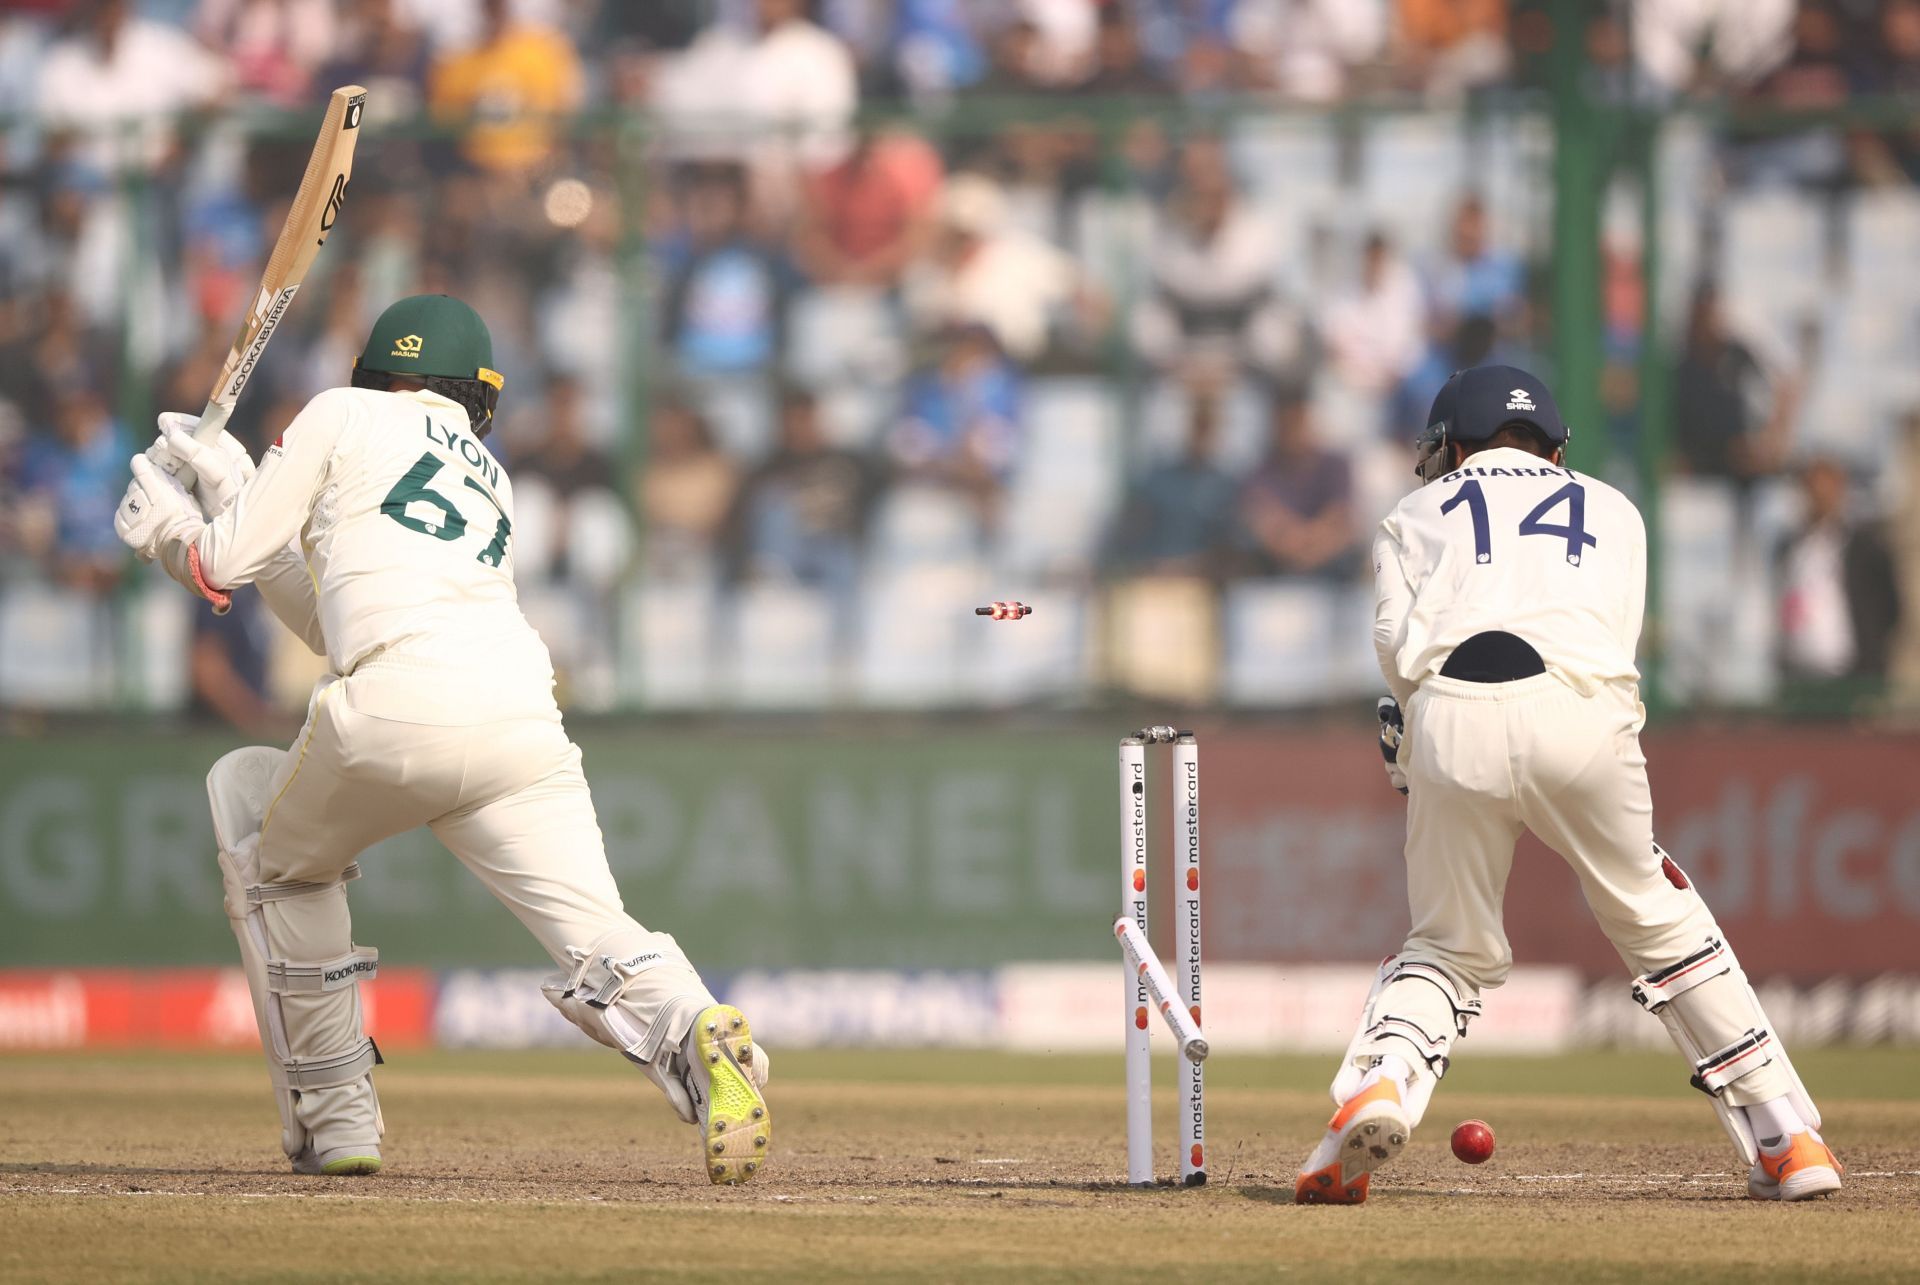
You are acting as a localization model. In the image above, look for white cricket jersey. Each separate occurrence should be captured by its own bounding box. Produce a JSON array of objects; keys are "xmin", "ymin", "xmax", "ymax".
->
[
  {"xmin": 1372, "ymin": 446, "xmax": 1646, "ymax": 705},
  {"xmin": 187, "ymin": 386, "xmax": 559, "ymax": 722}
]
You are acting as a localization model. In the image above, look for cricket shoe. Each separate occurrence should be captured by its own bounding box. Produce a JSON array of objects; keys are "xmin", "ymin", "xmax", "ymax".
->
[
  {"xmin": 682, "ymin": 1004, "xmax": 770, "ymax": 1185},
  {"xmin": 1747, "ymin": 1130, "xmax": 1842, "ymax": 1202},
  {"xmin": 291, "ymin": 1145, "xmax": 382, "ymax": 1176},
  {"xmin": 1293, "ymin": 1077, "xmax": 1411, "ymax": 1205}
]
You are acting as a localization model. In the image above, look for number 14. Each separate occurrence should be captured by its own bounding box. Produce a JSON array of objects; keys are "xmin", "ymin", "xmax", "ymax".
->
[{"xmin": 1441, "ymin": 479, "xmax": 1597, "ymax": 566}]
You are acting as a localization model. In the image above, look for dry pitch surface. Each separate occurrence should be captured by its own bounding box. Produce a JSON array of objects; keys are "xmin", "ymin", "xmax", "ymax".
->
[{"xmin": 3, "ymin": 1048, "xmax": 1917, "ymax": 1284}]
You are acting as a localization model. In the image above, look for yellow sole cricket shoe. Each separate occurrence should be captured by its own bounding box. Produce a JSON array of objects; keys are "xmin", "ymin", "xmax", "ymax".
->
[
  {"xmin": 1747, "ymin": 1130, "xmax": 1843, "ymax": 1202},
  {"xmin": 1294, "ymin": 1078, "xmax": 1410, "ymax": 1205},
  {"xmin": 292, "ymin": 1146, "xmax": 383, "ymax": 1176},
  {"xmin": 687, "ymin": 1004, "xmax": 770, "ymax": 1186}
]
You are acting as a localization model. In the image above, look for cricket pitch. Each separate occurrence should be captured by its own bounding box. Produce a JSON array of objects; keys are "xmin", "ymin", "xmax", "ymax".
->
[{"xmin": 3, "ymin": 1048, "xmax": 1917, "ymax": 1283}]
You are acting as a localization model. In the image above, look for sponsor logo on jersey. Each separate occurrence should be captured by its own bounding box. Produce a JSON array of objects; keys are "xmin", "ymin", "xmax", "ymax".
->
[
  {"xmin": 390, "ymin": 333, "xmax": 424, "ymax": 359},
  {"xmin": 1506, "ymin": 387, "xmax": 1535, "ymax": 411}
]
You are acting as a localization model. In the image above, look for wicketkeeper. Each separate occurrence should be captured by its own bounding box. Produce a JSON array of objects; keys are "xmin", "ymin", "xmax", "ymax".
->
[
  {"xmin": 1296, "ymin": 366, "xmax": 1839, "ymax": 1204},
  {"xmin": 112, "ymin": 295, "xmax": 771, "ymax": 1183}
]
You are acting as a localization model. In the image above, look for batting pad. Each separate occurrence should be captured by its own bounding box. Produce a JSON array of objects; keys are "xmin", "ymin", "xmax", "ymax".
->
[
  {"xmin": 541, "ymin": 925, "xmax": 712, "ymax": 1065},
  {"xmin": 1335, "ymin": 955, "xmax": 1483, "ymax": 1128},
  {"xmin": 1632, "ymin": 934, "xmax": 1821, "ymax": 1164},
  {"xmin": 208, "ymin": 747, "xmax": 383, "ymax": 1166}
]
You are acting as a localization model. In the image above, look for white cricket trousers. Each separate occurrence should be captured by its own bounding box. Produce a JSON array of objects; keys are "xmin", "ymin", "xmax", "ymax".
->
[
  {"xmin": 255, "ymin": 662, "xmax": 708, "ymax": 995},
  {"xmin": 1401, "ymin": 672, "xmax": 1715, "ymax": 992}
]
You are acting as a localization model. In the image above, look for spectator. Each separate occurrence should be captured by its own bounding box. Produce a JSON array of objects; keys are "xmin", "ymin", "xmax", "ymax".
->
[
  {"xmin": 904, "ymin": 172, "xmax": 1101, "ymax": 364},
  {"xmin": 1132, "ymin": 135, "xmax": 1298, "ymax": 378},
  {"xmin": 19, "ymin": 382, "xmax": 127, "ymax": 593},
  {"xmin": 658, "ymin": 0, "xmax": 858, "ymax": 176},
  {"xmin": 1671, "ymin": 281, "xmax": 1799, "ymax": 483},
  {"xmin": 728, "ymin": 385, "xmax": 877, "ymax": 603},
  {"xmin": 1228, "ymin": 0, "xmax": 1388, "ymax": 102},
  {"xmin": 791, "ymin": 129, "xmax": 944, "ymax": 289},
  {"xmin": 640, "ymin": 398, "xmax": 738, "ymax": 580},
  {"xmin": 0, "ymin": 288, "xmax": 111, "ymax": 436},
  {"xmin": 1321, "ymin": 231, "xmax": 1427, "ymax": 424},
  {"xmin": 660, "ymin": 163, "xmax": 790, "ymax": 377},
  {"xmin": 0, "ymin": 405, "xmax": 29, "ymax": 565},
  {"xmin": 318, "ymin": 0, "xmax": 430, "ymax": 120},
  {"xmin": 1854, "ymin": 0, "xmax": 1920, "ymax": 182},
  {"xmin": 512, "ymin": 375, "xmax": 619, "ymax": 585},
  {"xmin": 1425, "ymin": 195, "xmax": 1523, "ymax": 334},
  {"xmin": 1739, "ymin": 0, "xmax": 1854, "ymax": 187},
  {"xmin": 893, "ymin": 323, "xmax": 1023, "ymax": 520},
  {"xmin": 1238, "ymin": 388, "xmax": 1358, "ymax": 579},
  {"xmin": 1584, "ymin": 5, "xmax": 1664, "ymax": 107},
  {"xmin": 1776, "ymin": 456, "xmax": 1900, "ymax": 687},
  {"xmin": 428, "ymin": 0, "xmax": 582, "ymax": 176},
  {"xmin": 285, "ymin": 267, "xmax": 368, "ymax": 401},
  {"xmin": 190, "ymin": 590, "xmax": 288, "ymax": 737},
  {"xmin": 1632, "ymin": 0, "xmax": 1793, "ymax": 97},
  {"xmin": 36, "ymin": 0, "xmax": 230, "ymax": 173},
  {"xmin": 1111, "ymin": 379, "xmax": 1241, "ymax": 578},
  {"xmin": 970, "ymin": 17, "xmax": 1049, "ymax": 95},
  {"xmin": 1018, "ymin": 0, "xmax": 1100, "ymax": 86},
  {"xmin": 744, "ymin": 0, "xmax": 860, "ymax": 171},
  {"xmin": 195, "ymin": 0, "xmax": 338, "ymax": 107},
  {"xmin": 1392, "ymin": 0, "xmax": 1509, "ymax": 100},
  {"xmin": 890, "ymin": 0, "xmax": 989, "ymax": 99},
  {"xmin": 1080, "ymin": 5, "xmax": 1175, "ymax": 95}
]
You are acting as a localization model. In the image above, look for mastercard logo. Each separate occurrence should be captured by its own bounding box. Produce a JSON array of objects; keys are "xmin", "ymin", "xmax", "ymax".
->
[
  {"xmin": 1190, "ymin": 1005, "xmax": 1201, "ymax": 1024},
  {"xmin": 1185, "ymin": 869, "xmax": 1199, "ymax": 890},
  {"xmin": 1190, "ymin": 1145, "xmax": 1204, "ymax": 1167},
  {"xmin": 1132, "ymin": 869, "xmax": 1146, "ymax": 892},
  {"xmin": 1134, "ymin": 1007, "xmax": 1149, "ymax": 1030}
]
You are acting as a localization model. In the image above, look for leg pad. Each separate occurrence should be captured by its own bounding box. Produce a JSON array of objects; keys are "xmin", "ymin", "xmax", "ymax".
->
[{"xmin": 542, "ymin": 925, "xmax": 710, "ymax": 1066}]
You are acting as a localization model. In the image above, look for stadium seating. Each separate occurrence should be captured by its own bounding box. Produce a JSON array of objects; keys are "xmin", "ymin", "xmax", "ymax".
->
[{"xmin": 0, "ymin": 581, "xmax": 114, "ymax": 710}]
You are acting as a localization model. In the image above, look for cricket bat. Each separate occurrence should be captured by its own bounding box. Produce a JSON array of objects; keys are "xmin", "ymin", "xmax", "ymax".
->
[{"xmin": 176, "ymin": 84, "xmax": 368, "ymax": 485}]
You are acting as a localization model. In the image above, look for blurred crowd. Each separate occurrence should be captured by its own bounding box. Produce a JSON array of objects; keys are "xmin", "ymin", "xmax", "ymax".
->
[{"xmin": 0, "ymin": 0, "xmax": 1914, "ymax": 719}]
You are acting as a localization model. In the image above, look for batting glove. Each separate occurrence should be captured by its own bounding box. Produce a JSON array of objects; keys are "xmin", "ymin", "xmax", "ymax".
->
[
  {"xmin": 145, "ymin": 411, "xmax": 255, "ymax": 519},
  {"xmin": 1377, "ymin": 695, "xmax": 1409, "ymax": 796},
  {"xmin": 113, "ymin": 454, "xmax": 201, "ymax": 563}
]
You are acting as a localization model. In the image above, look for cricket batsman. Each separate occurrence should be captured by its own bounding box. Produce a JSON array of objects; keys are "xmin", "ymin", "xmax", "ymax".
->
[
  {"xmin": 1295, "ymin": 365, "xmax": 1840, "ymax": 1204},
  {"xmin": 112, "ymin": 295, "xmax": 771, "ymax": 1183}
]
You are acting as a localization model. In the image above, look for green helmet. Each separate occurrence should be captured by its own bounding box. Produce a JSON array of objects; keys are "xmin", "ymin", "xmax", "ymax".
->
[{"xmin": 352, "ymin": 294, "xmax": 505, "ymax": 435}]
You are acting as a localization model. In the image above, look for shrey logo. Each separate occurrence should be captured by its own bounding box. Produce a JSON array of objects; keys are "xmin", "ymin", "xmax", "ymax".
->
[
  {"xmin": 1506, "ymin": 387, "xmax": 1535, "ymax": 411},
  {"xmin": 391, "ymin": 333, "xmax": 424, "ymax": 358}
]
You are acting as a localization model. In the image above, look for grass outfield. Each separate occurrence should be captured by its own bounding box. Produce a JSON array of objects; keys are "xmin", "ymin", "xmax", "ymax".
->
[{"xmin": 3, "ymin": 1048, "xmax": 1917, "ymax": 1283}]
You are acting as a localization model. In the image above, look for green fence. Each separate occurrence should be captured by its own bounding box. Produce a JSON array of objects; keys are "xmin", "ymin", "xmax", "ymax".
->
[{"xmin": 0, "ymin": 725, "xmax": 1120, "ymax": 969}]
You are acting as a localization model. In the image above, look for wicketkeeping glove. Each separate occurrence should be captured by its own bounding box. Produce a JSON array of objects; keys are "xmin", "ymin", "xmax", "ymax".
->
[{"xmin": 1377, "ymin": 695, "xmax": 1409, "ymax": 796}]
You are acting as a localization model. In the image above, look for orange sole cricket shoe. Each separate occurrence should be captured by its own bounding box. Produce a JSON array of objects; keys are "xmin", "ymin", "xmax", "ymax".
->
[
  {"xmin": 1747, "ymin": 1130, "xmax": 1843, "ymax": 1202},
  {"xmin": 1294, "ymin": 1077, "xmax": 1411, "ymax": 1205}
]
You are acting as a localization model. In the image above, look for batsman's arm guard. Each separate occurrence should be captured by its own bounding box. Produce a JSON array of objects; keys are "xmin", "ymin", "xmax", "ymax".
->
[{"xmin": 1631, "ymin": 934, "xmax": 1821, "ymax": 1166}]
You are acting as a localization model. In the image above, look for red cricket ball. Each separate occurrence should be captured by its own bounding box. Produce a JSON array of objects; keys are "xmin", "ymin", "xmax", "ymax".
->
[{"xmin": 1451, "ymin": 1119, "xmax": 1495, "ymax": 1164}]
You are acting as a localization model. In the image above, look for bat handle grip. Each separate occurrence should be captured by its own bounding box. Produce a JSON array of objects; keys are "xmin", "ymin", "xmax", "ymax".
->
[
  {"xmin": 163, "ymin": 399, "xmax": 233, "ymax": 492},
  {"xmin": 193, "ymin": 399, "xmax": 233, "ymax": 444}
]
